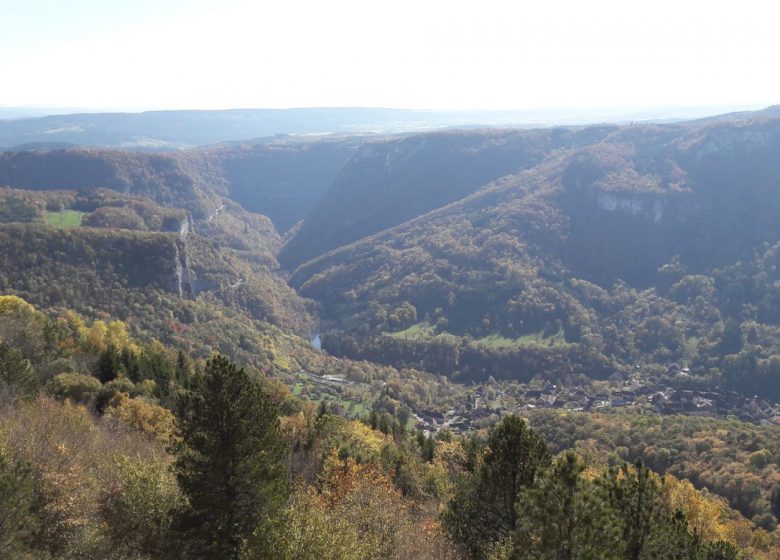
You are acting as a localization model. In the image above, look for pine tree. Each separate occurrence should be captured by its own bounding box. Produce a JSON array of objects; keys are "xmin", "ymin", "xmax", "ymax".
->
[
  {"xmin": 422, "ymin": 435, "xmax": 435, "ymax": 462},
  {"xmin": 771, "ymin": 484, "xmax": 780, "ymax": 520},
  {"xmin": 174, "ymin": 354, "xmax": 288, "ymax": 559},
  {"xmin": 0, "ymin": 342, "xmax": 36, "ymax": 398},
  {"xmin": 602, "ymin": 462, "xmax": 739, "ymax": 560},
  {"xmin": 512, "ymin": 451, "xmax": 624, "ymax": 560},
  {"xmin": 602, "ymin": 461, "xmax": 664, "ymax": 560},
  {"xmin": 640, "ymin": 511, "xmax": 699, "ymax": 560},
  {"xmin": 174, "ymin": 349, "xmax": 192, "ymax": 389},
  {"xmin": 443, "ymin": 415, "xmax": 550, "ymax": 559},
  {"xmin": 97, "ymin": 344, "xmax": 120, "ymax": 383}
]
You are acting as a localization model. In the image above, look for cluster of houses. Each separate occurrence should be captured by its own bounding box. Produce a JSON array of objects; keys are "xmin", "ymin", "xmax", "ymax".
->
[
  {"xmin": 294, "ymin": 367, "xmax": 780, "ymax": 435},
  {"xmin": 413, "ymin": 376, "xmax": 780, "ymax": 434}
]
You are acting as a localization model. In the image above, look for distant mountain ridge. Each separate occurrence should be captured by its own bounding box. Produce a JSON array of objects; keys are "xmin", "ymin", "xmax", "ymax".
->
[{"xmin": 0, "ymin": 105, "xmax": 768, "ymax": 150}]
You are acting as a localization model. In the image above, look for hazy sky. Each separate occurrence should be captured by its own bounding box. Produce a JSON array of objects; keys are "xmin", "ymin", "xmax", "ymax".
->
[{"xmin": 1, "ymin": 0, "xmax": 778, "ymax": 111}]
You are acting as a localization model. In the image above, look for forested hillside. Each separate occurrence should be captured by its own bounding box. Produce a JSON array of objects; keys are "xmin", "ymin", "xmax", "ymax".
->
[
  {"xmin": 0, "ymin": 296, "xmax": 775, "ymax": 559},
  {"xmin": 286, "ymin": 112, "xmax": 780, "ymax": 399},
  {"xmin": 6, "ymin": 110, "xmax": 780, "ymax": 395},
  {"xmin": 277, "ymin": 126, "xmax": 616, "ymax": 266},
  {"xmin": 0, "ymin": 185, "xmax": 315, "ymax": 367}
]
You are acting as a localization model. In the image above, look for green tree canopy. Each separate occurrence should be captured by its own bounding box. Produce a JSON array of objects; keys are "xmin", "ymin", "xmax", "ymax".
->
[
  {"xmin": 175, "ymin": 354, "xmax": 288, "ymax": 559},
  {"xmin": 513, "ymin": 451, "xmax": 623, "ymax": 560},
  {"xmin": 443, "ymin": 415, "xmax": 550, "ymax": 559}
]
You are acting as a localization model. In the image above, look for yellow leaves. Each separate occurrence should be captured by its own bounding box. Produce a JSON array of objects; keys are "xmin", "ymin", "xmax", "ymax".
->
[
  {"xmin": 0, "ymin": 295, "xmax": 42, "ymax": 319},
  {"xmin": 434, "ymin": 439, "xmax": 466, "ymax": 468},
  {"xmin": 0, "ymin": 395, "xmax": 181, "ymax": 557},
  {"xmin": 1, "ymin": 396, "xmax": 105, "ymax": 553},
  {"xmin": 0, "ymin": 295, "xmax": 47, "ymax": 354},
  {"xmin": 316, "ymin": 415, "xmax": 389, "ymax": 466},
  {"xmin": 749, "ymin": 449, "xmax": 773, "ymax": 469},
  {"xmin": 580, "ymin": 464, "xmax": 604, "ymax": 482},
  {"xmin": 612, "ymin": 462, "xmax": 662, "ymax": 485},
  {"xmin": 61, "ymin": 309, "xmax": 87, "ymax": 336},
  {"xmin": 245, "ymin": 484, "xmax": 373, "ymax": 560},
  {"xmin": 280, "ymin": 411, "xmax": 311, "ymax": 442},
  {"xmin": 342, "ymin": 419, "xmax": 386, "ymax": 455},
  {"xmin": 257, "ymin": 332, "xmax": 297, "ymax": 372},
  {"xmin": 79, "ymin": 319, "xmax": 138, "ymax": 354},
  {"xmin": 300, "ymin": 451, "xmax": 457, "ymax": 560},
  {"xmin": 103, "ymin": 392, "xmax": 177, "ymax": 444},
  {"xmin": 662, "ymin": 474, "xmax": 732, "ymax": 543}
]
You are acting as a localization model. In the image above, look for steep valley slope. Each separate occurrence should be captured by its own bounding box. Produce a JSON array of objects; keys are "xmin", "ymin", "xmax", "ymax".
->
[
  {"xmin": 285, "ymin": 109, "xmax": 780, "ymax": 394},
  {"xmin": 4, "ymin": 109, "xmax": 780, "ymax": 399}
]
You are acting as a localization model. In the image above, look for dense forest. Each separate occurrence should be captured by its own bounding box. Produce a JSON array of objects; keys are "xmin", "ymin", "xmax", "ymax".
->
[
  {"xmin": 3, "ymin": 106, "xmax": 780, "ymax": 556},
  {"xmin": 0, "ymin": 296, "xmax": 776, "ymax": 559}
]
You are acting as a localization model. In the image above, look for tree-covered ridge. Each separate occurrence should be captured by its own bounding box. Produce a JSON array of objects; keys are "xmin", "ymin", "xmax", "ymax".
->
[
  {"xmin": 0, "ymin": 135, "xmax": 363, "ymax": 232},
  {"xmin": 0, "ymin": 187, "xmax": 187, "ymax": 231},
  {"xmin": 201, "ymin": 135, "xmax": 363, "ymax": 232},
  {"xmin": 285, "ymin": 115, "xmax": 780, "ymax": 398},
  {"xmin": 277, "ymin": 125, "xmax": 617, "ymax": 267},
  {"xmin": 0, "ymin": 149, "xmax": 226, "ymax": 216},
  {"xmin": 7, "ymin": 113, "xmax": 780, "ymax": 394}
]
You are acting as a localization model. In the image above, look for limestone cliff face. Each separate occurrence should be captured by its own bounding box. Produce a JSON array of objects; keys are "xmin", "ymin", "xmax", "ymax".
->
[{"xmin": 595, "ymin": 192, "xmax": 665, "ymax": 223}]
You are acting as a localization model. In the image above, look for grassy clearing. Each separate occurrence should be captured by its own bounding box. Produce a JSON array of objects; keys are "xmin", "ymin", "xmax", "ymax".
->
[
  {"xmin": 470, "ymin": 329, "xmax": 568, "ymax": 349},
  {"xmin": 391, "ymin": 321, "xmax": 436, "ymax": 339},
  {"xmin": 505, "ymin": 328, "xmax": 568, "ymax": 348},
  {"xmin": 291, "ymin": 373, "xmax": 369, "ymax": 419},
  {"xmin": 348, "ymin": 401, "xmax": 368, "ymax": 417},
  {"xmin": 683, "ymin": 336, "xmax": 699, "ymax": 364},
  {"xmin": 390, "ymin": 321, "xmax": 458, "ymax": 343},
  {"xmin": 45, "ymin": 210, "xmax": 85, "ymax": 228},
  {"xmin": 391, "ymin": 321, "xmax": 568, "ymax": 349},
  {"xmin": 474, "ymin": 334, "xmax": 521, "ymax": 348}
]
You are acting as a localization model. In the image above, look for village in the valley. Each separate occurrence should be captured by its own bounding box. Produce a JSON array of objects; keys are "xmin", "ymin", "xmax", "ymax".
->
[{"xmin": 294, "ymin": 365, "xmax": 780, "ymax": 435}]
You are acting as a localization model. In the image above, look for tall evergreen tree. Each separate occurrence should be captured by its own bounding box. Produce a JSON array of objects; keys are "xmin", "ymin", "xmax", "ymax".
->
[
  {"xmin": 175, "ymin": 349, "xmax": 192, "ymax": 389},
  {"xmin": 443, "ymin": 415, "xmax": 550, "ymax": 559},
  {"xmin": 96, "ymin": 344, "xmax": 121, "ymax": 383},
  {"xmin": 771, "ymin": 484, "xmax": 780, "ymax": 520},
  {"xmin": 602, "ymin": 461, "xmax": 664, "ymax": 560},
  {"xmin": 174, "ymin": 354, "xmax": 288, "ymax": 559},
  {"xmin": 513, "ymin": 451, "xmax": 624, "ymax": 560},
  {"xmin": 422, "ymin": 434, "xmax": 435, "ymax": 462},
  {"xmin": 0, "ymin": 342, "xmax": 36, "ymax": 398}
]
